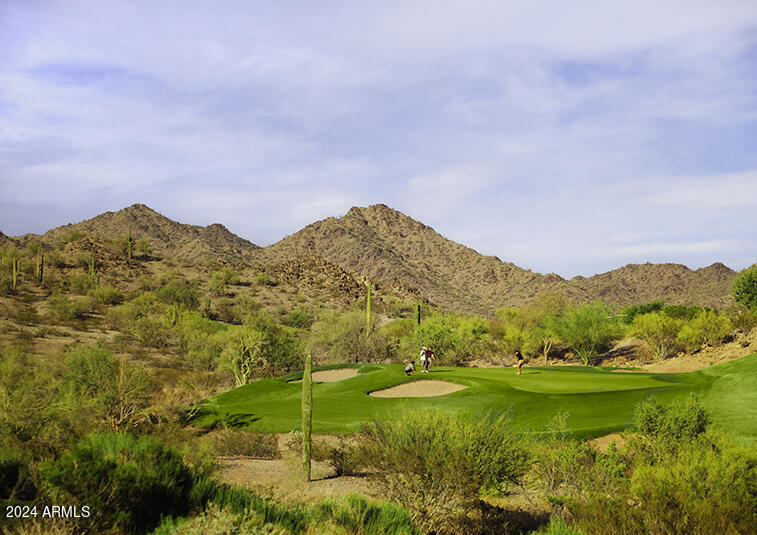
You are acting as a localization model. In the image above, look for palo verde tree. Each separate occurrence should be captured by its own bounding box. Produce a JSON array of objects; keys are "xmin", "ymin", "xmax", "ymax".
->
[{"xmin": 554, "ymin": 301, "xmax": 620, "ymax": 365}]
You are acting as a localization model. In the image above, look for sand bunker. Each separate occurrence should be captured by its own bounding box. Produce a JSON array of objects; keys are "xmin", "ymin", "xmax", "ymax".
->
[
  {"xmin": 610, "ymin": 369, "xmax": 645, "ymax": 373},
  {"xmin": 370, "ymin": 380, "xmax": 468, "ymax": 398},
  {"xmin": 291, "ymin": 369, "xmax": 359, "ymax": 383}
]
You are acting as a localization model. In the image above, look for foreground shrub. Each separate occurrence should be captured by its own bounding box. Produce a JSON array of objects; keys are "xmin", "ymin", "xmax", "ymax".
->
[
  {"xmin": 529, "ymin": 516, "xmax": 588, "ymax": 535},
  {"xmin": 152, "ymin": 503, "xmax": 285, "ymax": 535},
  {"xmin": 632, "ymin": 395, "xmax": 710, "ymax": 459},
  {"xmin": 359, "ymin": 410, "xmax": 530, "ymax": 534},
  {"xmin": 0, "ymin": 450, "xmax": 36, "ymax": 500},
  {"xmin": 204, "ymin": 429, "xmax": 280, "ymax": 459},
  {"xmin": 42, "ymin": 433, "xmax": 211, "ymax": 534},
  {"xmin": 313, "ymin": 494, "xmax": 423, "ymax": 535}
]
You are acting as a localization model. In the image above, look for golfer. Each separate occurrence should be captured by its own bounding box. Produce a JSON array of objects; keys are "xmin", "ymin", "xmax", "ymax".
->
[
  {"xmin": 405, "ymin": 360, "xmax": 416, "ymax": 375},
  {"xmin": 515, "ymin": 350, "xmax": 525, "ymax": 375},
  {"xmin": 419, "ymin": 346, "xmax": 428, "ymax": 372},
  {"xmin": 423, "ymin": 347, "xmax": 434, "ymax": 373}
]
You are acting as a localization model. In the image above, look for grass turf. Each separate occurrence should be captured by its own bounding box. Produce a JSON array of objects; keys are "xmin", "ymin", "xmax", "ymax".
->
[{"xmin": 191, "ymin": 354, "xmax": 757, "ymax": 440}]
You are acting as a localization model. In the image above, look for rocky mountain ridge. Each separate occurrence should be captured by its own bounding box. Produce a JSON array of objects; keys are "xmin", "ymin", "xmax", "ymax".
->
[{"xmin": 3, "ymin": 203, "xmax": 738, "ymax": 312}]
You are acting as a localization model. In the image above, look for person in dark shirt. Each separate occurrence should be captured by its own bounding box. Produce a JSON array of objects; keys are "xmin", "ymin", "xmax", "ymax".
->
[{"xmin": 515, "ymin": 350, "xmax": 524, "ymax": 375}]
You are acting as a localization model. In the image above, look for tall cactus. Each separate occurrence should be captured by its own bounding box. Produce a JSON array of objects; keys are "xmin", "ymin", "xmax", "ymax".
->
[
  {"xmin": 126, "ymin": 233, "xmax": 133, "ymax": 260},
  {"xmin": 88, "ymin": 253, "xmax": 95, "ymax": 278},
  {"xmin": 11, "ymin": 249, "xmax": 18, "ymax": 292},
  {"xmin": 301, "ymin": 353, "xmax": 313, "ymax": 482},
  {"xmin": 37, "ymin": 250, "xmax": 44, "ymax": 285},
  {"xmin": 366, "ymin": 279, "xmax": 372, "ymax": 337},
  {"xmin": 415, "ymin": 301, "xmax": 421, "ymax": 325}
]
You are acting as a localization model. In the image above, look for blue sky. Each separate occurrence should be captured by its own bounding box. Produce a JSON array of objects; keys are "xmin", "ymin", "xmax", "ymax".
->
[{"xmin": 1, "ymin": 0, "xmax": 756, "ymax": 277}]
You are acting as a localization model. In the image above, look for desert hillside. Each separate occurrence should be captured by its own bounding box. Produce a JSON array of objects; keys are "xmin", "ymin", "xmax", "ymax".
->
[{"xmin": 4, "ymin": 203, "xmax": 738, "ymax": 312}]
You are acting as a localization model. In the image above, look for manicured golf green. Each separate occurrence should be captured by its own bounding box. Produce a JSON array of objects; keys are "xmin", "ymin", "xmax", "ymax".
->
[{"xmin": 192, "ymin": 354, "xmax": 757, "ymax": 441}]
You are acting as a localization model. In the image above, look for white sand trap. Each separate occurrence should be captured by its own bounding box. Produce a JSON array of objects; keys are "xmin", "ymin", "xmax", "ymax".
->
[
  {"xmin": 370, "ymin": 380, "xmax": 468, "ymax": 398},
  {"xmin": 291, "ymin": 369, "xmax": 359, "ymax": 383}
]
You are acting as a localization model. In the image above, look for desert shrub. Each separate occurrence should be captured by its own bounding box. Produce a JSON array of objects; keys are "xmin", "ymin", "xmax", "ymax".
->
[
  {"xmin": 676, "ymin": 309, "xmax": 732, "ymax": 351},
  {"xmin": 65, "ymin": 272, "xmax": 96, "ymax": 294},
  {"xmin": 205, "ymin": 429, "xmax": 280, "ymax": 459},
  {"xmin": 728, "ymin": 304, "xmax": 757, "ymax": 332},
  {"xmin": 221, "ymin": 318, "xmax": 303, "ymax": 385},
  {"xmin": 209, "ymin": 267, "xmax": 240, "ymax": 296},
  {"xmin": 661, "ymin": 304, "xmax": 706, "ymax": 320},
  {"xmin": 88, "ymin": 285, "xmax": 124, "ymax": 305},
  {"xmin": 213, "ymin": 296, "xmax": 237, "ymax": 323},
  {"xmin": 569, "ymin": 432, "xmax": 757, "ymax": 535},
  {"xmin": 64, "ymin": 346, "xmax": 150, "ymax": 432},
  {"xmin": 329, "ymin": 439, "xmax": 360, "ymax": 477},
  {"xmin": 631, "ymin": 311, "xmax": 682, "ymax": 359},
  {"xmin": 0, "ymin": 346, "xmax": 81, "ymax": 459},
  {"xmin": 359, "ymin": 410, "xmax": 530, "ymax": 534},
  {"xmin": 529, "ymin": 517, "xmax": 588, "ymax": 535},
  {"xmin": 47, "ymin": 292, "xmax": 91, "ymax": 321},
  {"xmin": 552, "ymin": 302, "xmax": 621, "ymax": 365},
  {"xmin": 310, "ymin": 310, "xmax": 395, "ymax": 364},
  {"xmin": 281, "ymin": 305, "xmax": 314, "ymax": 329},
  {"xmin": 155, "ymin": 274, "xmax": 200, "ymax": 310},
  {"xmin": 42, "ymin": 432, "xmax": 213, "ymax": 534},
  {"xmin": 632, "ymin": 395, "xmax": 711, "ymax": 460},
  {"xmin": 152, "ymin": 503, "xmax": 284, "ymax": 535},
  {"xmin": 253, "ymin": 272, "xmax": 276, "ymax": 286},
  {"xmin": 619, "ymin": 300, "xmax": 665, "ymax": 324},
  {"xmin": 402, "ymin": 312, "xmax": 490, "ymax": 365},
  {"xmin": 312, "ymin": 494, "xmax": 423, "ymax": 535},
  {"xmin": 732, "ymin": 265, "xmax": 757, "ymax": 311}
]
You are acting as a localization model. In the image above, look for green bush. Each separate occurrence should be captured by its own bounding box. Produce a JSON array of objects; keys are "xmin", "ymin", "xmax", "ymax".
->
[
  {"xmin": 309, "ymin": 310, "xmax": 395, "ymax": 364},
  {"xmin": 64, "ymin": 346, "xmax": 150, "ymax": 432},
  {"xmin": 619, "ymin": 300, "xmax": 665, "ymax": 324},
  {"xmin": 65, "ymin": 272, "xmax": 96, "ymax": 295},
  {"xmin": 47, "ymin": 292, "xmax": 91, "ymax": 321},
  {"xmin": 529, "ymin": 517, "xmax": 587, "ymax": 535},
  {"xmin": 632, "ymin": 311, "xmax": 681, "ymax": 360},
  {"xmin": 204, "ymin": 429, "xmax": 280, "ymax": 459},
  {"xmin": 209, "ymin": 267, "xmax": 240, "ymax": 296},
  {"xmin": 359, "ymin": 410, "xmax": 530, "ymax": 534},
  {"xmin": 732, "ymin": 265, "xmax": 757, "ymax": 311},
  {"xmin": 312, "ymin": 494, "xmax": 424, "ymax": 535},
  {"xmin": 221, "ymin": 317, "xmax": 303, "ymax": 385},
  {"xmin": 552, "ymin": 302, "xmax": 621, "ymax": 365},
  {"xmin": 281, "ymin": 305, "xmax": 315, "ymax": 329},
  {"xmin": 677, "ymin": 309, "xmax": 732, "ymax": 351},
  {"xmin": 152, "ymin": 503, "xmax": 283, "ymax": 535},
  {"xmin": 632, "ymin": 395, "xmax": 711, "ymax": 459},
  {"xmin": 88, "ymin": 285, "xmax": 124, "ymax": 305},
  {"xmin": 42, "ymin": 433, "xmax": 212, "ymax": 534},
  {"xmin": 155, "ymin": 275, "xmax": 200, "ymax": 309}
]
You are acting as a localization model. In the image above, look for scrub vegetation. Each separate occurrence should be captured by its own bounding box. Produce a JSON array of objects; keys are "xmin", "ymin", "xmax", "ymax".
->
[{"xmin": 1, "ymin": 212, "xmax": 756, "ymax": 534}]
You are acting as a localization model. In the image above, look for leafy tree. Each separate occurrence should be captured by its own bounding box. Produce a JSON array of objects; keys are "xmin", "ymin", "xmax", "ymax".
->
[
  {"xmin": 310, "ymin": 310, "xmax": 394, "ymax": 364},
  {"xmin": 732, "ymin": 266, "xmax": 757, "ymax": 311},
  {"xmin": 553, "ymin": 302, "xmax": 620, "ymax": 365},
  {"xmin": 221, "ymin": 317, "xmax": 303, "ymax": 385},
  {"xmin": 632, "ymin": 312, "xmax": 682, "ymax": 360}
]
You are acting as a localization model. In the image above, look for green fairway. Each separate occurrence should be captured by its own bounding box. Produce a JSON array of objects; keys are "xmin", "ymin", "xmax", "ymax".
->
[{"xmin": 192, "ymin": 354, "xmax": 757, "ymax": 440}]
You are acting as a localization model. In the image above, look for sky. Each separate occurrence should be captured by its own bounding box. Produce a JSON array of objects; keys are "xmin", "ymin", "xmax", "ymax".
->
[{"xmin": 1, "ymin": 1, "xmax": 756, "ymax": 278}]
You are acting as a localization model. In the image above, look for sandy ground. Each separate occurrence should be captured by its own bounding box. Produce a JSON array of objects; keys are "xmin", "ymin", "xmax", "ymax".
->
[
  {"xmin": 217, "ymin": 455, "xmax": 373, "ymax": 501},
  {"xmin": 369, "ymin": 379, "xmax": 468, "ymax": 398},
  {"xmin": 291, "ymin": 368, "xmax": 359, "ymax": 383},
  {"xmin": 588, "ymin": 433, "xmax": 627, "ymax": 453}
]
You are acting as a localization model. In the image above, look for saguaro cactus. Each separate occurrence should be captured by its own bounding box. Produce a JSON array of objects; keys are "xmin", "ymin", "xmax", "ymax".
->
[
  {"xmin": 88, "ymin": 253, "xmax": 95, "ymax": 278},
  {"xmin": 11, "ymin": 249, "xmax": 18, "ymax": 292},
  {"xmin": 366, "ymin": 279, "xmax": 373, "ymax": 336},
  {"xmin": 37, "ymin": 250, "xmax": 44, "ymax": 285},
  {"xmin": 126, "ymin": 233, "xmax": 133, "ymax": 260},
  {"xmin": 302, "ymin": 353, "xmax": 313, "ymax": 482},
  {"xmin": 415, "ymin": 301, "xmax": 421, "ymax": 325}
]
